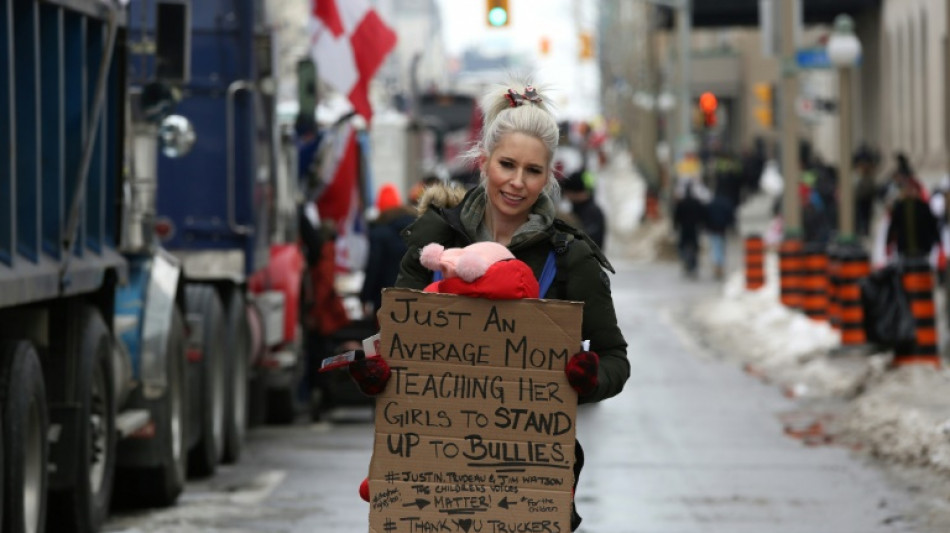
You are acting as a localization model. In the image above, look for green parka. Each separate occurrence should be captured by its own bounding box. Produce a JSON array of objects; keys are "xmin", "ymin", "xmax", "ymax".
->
[{"xmin": 395, "ymin": 186, "xmax": 629, "ymax": 403}]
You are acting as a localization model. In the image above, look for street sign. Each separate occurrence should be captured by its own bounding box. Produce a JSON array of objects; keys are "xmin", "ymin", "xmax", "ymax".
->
[
  {"xmin": 796, "ymin": 47, "xmax": 832, "ymax": 69},
  {"xmin": 796, "ymin": 47, "xmax": 863, "ymax": 69}
]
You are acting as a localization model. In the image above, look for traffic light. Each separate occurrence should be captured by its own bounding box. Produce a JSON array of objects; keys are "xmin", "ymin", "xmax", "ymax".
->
[
  {"xmin": 486, "ymin": 0, "xmax": 509, "ymax": 27},
  {"xmin": 699, "ymin": 91, "xmax": 718, "ymax": 128},
  {"xmin": 753, "ymin": 82, "xmax": 773, "ymax": 128},
  {"xmin": 539, "ymin": 36, "xmax": 550, "ymax": 56},
  {"xmin": 578, "ymin": 32, "xmax": 594, "ymax": 60}
]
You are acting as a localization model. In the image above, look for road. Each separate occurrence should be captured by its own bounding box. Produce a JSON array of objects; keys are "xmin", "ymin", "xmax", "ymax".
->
[{"xmin": 104, "ymin": 251, "xmax": 950, "ymax": 533}]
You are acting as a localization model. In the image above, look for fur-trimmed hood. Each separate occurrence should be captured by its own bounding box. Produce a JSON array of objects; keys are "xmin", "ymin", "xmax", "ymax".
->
[{"xmin": 415, "ymin": 182, "xmax": 467, "ymax": 215}]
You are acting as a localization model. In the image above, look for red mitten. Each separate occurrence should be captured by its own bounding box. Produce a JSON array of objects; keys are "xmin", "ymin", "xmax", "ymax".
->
[
  {"xmin": 359, "ymin": 477, "xmax": 370, "ymax": 502},
  {"xmin": 565, "ymin": 351, "xmax": 599, "ymax": 396},
  {"xmin": 348, "ymin": 354, "xmax": 391, "ymax": 396}
]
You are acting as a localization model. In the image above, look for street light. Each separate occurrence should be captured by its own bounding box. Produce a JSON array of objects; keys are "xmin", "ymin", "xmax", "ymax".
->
[{"xmin": 827, "ymin": 14, "xmax": 862, "ymax": 242}]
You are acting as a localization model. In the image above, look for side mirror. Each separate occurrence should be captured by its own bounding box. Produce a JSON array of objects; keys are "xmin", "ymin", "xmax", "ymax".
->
[{"xmin": 158, "ymin": 114, "xmax": 196, "ymax": 158}]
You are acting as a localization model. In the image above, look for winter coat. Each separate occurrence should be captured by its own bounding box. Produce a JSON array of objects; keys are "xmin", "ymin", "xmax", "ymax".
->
[
  {"xmin": 569, "ymin": 197, "xmax": 607, "ymax": 252},
  {"xmin": 673, "ymin": 194, "xmax": 705, "ymax": 246},
  {"xmin": 361, "ymin": 206, "xmax": 417, "ymax": 313},
  {"xmin": 704, "ymin": 194, "xmax": 735, "ymax": 234},
  {"xmin": 395, "ymin": 185, "xmax": 628, "ymax": 531},
  {"xmin": 887, "ymin": 197, "xmax": 941, "ymax": 258},
  {"xmin": 395, "ymin": 185, "xmax": 629, "ymax": 404}
]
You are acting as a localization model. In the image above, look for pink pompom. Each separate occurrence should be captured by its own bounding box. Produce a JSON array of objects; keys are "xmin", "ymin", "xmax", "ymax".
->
[
  {"xmin": 419, "ymin": 243, "xmax": 444, "ymax": 271},
  {"xmin": 456, "ymin": 253, "xmax": 491, "ymax": 282}
]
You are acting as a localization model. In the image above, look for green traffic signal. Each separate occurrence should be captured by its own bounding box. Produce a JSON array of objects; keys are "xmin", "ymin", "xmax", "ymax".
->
[{"xmin": 488, "ymin": 6, "xmax": 508, "ymax": 27}]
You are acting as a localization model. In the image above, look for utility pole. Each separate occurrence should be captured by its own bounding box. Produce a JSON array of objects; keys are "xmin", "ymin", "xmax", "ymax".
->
[
  {"xmin": 780, "ymin": 0, "xmax": 801, "ymax": 236},
  {"xmin": 675, "ymin": 0, "xmax": 692, "ymax": 157}
]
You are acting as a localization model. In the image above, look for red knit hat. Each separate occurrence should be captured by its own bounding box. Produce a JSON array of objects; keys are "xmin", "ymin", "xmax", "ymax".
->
[{"xmin": 376, "ymin": 184, "xmax": 402, "ymax": 211}]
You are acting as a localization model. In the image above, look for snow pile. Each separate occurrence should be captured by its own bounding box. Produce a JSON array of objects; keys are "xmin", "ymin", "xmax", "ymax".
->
[
  {"xmin": 843, "ymin": 366, "xmax": 950, "ymax": 471},
  {"xmin": 687, "ymin": 250, "xmax": 950, "ymax": 472},
  {"xmin": 692, "ymin": 254, "xmax": 841, "ymax": 379},
  {"xmin": 619, "ymin": 218, "xmax": 675, "ymax": 262}
]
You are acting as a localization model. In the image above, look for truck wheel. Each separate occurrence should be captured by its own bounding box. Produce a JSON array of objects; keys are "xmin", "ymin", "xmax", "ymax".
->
[
  {"xmin": 0, "ymin": 341, "xmax": 48, "ymax": 533},
  {"xmin": 186, "ymin": 284, "xmax": 226, "ymax": 477},
  {"xmin": 114, "ymin": 308, "xmax": 188, "ymax": 507},
  {"xmin": 48, "ymin": 306, "xmax": 116, "ymax": 533},
  {"xmin": 222, "ymin": 290, "xmax": 249, "ymax": 464}
]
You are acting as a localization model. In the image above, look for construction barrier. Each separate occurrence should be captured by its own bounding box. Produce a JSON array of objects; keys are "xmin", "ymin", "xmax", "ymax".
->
[
  {"xmin": 779, "ymin": 239, "xmax": 804, "ymax": 310},
  {"xmin": 644, "ymin": 193, "xmax": 660, "ymax": 221},
  {"xmin": 894, "ymin": 258, "xmax": 941, "ymax": 368},
  {"xmin": 744, "ymin": 235, "xmax": 765, "ymax": 290},
  {"xmin": 827, "ymin": 246, "xmax": 842, "ymax": 331},
  {"xmin": 837, "ymin": 247, "xmax": 870, "ymax": 345},
  {"xmin": 800, "ymin": 243, "xmax": 829, "ymax": 322}
]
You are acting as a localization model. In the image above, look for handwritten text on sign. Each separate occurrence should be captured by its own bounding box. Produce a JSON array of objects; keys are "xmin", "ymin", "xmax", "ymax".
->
[{"xmin": 369, "ymin": 289, "xmax": 583, "ymax": 533}]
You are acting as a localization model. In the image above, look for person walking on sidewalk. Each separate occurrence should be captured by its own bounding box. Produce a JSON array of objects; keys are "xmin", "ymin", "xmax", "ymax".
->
[
  {"xmin": 704, "ymin": 192, "xmax": 736, "ymax": 280},
  {"xmin": 886, "ymin": 174, "xmax": 940, "ymax": 261},
  {"xmin": 347, "ymin": 80, "xmax": 630, "ymax": 531},
  {"xmin": 673, "ymin": 180, "xmax": 707, "ymax": 278}
]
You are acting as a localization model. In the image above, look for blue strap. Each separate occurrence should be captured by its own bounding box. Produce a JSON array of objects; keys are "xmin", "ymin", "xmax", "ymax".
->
[
  {"xmin": 538, "ymin": 250, "xmax": 557, "ymax": 298},
  {"xmin": 430, "ymin": 250, "xmax": 558, "ymax": 297}
]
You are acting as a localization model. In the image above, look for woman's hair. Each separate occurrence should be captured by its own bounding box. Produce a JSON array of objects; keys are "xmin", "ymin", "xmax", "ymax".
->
[{"xmin": 468, "ymin": 78, "xmax": 561, "ymax": 194}]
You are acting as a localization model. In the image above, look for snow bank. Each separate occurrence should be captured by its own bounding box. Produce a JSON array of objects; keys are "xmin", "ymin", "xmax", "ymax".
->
[{"xmin": 687, "ymin": 250, "xmax": 950, "ymax": 471}]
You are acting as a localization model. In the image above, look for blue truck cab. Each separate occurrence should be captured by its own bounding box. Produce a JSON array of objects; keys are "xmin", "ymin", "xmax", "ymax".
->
[
  {"xmin": 0, "ymin": 1, "xmax": 183, "ymax": 532},
  {"xmin": 126, "ymin": 0, "xmax": 304, "ymax": 446},
  {"xmin": 0, "ymin": 1, "xmax": 302, "ymax": 531}
]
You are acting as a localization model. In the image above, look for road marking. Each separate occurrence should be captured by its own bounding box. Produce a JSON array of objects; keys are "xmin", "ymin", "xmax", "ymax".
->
[{"xmin": 229, "ymin": 470, "xmax": 287, "ymax": 505}]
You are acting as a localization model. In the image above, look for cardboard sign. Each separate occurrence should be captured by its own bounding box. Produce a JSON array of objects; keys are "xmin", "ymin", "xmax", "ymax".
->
[{"xmin": 368, "ymin": 288, "xmax": 583, "ymax": 533}]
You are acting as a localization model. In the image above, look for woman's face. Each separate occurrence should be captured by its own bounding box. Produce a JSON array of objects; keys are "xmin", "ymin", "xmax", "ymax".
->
[{"xmin": 482, "ymin": 132, "xmax": 550, "ymax": 225}]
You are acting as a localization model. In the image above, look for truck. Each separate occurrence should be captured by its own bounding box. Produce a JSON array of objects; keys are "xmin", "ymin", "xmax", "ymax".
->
[
  {"xmin": 0, "ymin": 1, "xmax": 185, "ymax": 531},
  {"xmin": 0, "ymin": 1, "xmax": 302, "ymax": 531},
  {"xmin": 124, "ymin": 0, "xmax": 305, "ymax": 471}
]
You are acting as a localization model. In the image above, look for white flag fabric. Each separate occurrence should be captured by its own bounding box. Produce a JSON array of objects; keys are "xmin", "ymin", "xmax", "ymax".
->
[{"xmin": 310, "ymin": 0, "xmax": 397, "ymax": 123}]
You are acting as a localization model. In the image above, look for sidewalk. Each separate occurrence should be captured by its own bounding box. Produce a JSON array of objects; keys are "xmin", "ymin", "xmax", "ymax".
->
[
  {"xmin": 596, "ymin": 147, "xmax": 950, "ymax": 475},
  {"xmin": 683, "ymin": 252, "xmax": 950, "ymax": 474}
]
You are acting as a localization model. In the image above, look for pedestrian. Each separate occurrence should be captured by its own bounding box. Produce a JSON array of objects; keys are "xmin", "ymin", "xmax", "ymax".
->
[
  {"xmin": 799, "ymin": 152, "xmax": 836, "ymax": 246},
  {"xmin": 359, "ymin": 184, "xmax": 416, "ymax": 316},
  {"xmin": 886, "ymin": 173, "xmax": 940, "ymax": 261},
  {"xmin": 704, "ymin": 192, "xmax": 736, "ymax": 280},
  {"xmin": 853, "ymin": 143, "xmax": 880, "ymax": 238},
  {"xmin": 561, "ymin": 169, "xmax": 607, "ymax": 251},
  {"xmin": 673, "ymin": 180, "xmax": 707, "ymax": 278},
  {"xmin": 349, "ymin": 80, "xmax": 629, "ymax": 531}
]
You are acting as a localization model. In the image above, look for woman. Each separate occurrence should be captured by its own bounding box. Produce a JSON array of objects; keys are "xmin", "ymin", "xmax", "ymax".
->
[{"xmin": 353, "ymin": 81, "xmax": 629, "ymax": 530}]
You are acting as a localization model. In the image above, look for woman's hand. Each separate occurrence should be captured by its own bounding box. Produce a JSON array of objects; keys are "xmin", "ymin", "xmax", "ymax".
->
[
  {"xmin": 348, "ymin": 355, "xmax": 391, "ymax": 396},
  {"xmin": 565, "ymin": 351, "xmax": 599, "ymax": 396}
]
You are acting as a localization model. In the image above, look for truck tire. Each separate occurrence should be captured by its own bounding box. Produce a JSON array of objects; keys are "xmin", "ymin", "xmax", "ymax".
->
[
  {"xmin": 47, "ymin": 306, "xmax": 116, "ymax": 533},
  {"xmin": 113, "ymin": 308, "xmax": 188, "ymax": 507},
  {"xmin": 186, "ymin": 284, "xmax": 226, "ymax": 478},
  {"xmin": 0, "ymin": 340, "xmax": 48, "ymax": 533},
  {"xmin": 222, "ymin": 290, "xmax": 249, "ymax": 464}
]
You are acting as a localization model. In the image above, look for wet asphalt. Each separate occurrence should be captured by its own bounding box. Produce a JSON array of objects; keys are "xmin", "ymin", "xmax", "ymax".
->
[{"xmin": 103, "ymin": 253, "xmax": 950, "ymax": 533}]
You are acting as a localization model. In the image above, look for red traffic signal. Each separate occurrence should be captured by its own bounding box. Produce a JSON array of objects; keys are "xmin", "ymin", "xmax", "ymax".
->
[
  {"xmin": 698, "ymin": 92, "xmax": 718, "ymax": 128},
  {"xmin": 699, "ymin": 92, "xmax": 718, "ymax": 113}
]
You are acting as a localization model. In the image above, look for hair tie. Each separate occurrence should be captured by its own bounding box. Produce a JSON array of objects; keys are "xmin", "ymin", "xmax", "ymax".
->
[{"xmin": 505, "ymin": 86, "xmax": 542, "ymax": 108}]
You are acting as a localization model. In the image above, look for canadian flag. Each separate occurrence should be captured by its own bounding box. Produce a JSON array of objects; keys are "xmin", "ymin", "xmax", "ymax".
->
[
  {"xmin": 310, "ymin": 0, "xmax": 397, "ymax": 123},
  {"xmin": 315, "ymin": 119, "xmax": 368, "ymax": 272}
]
